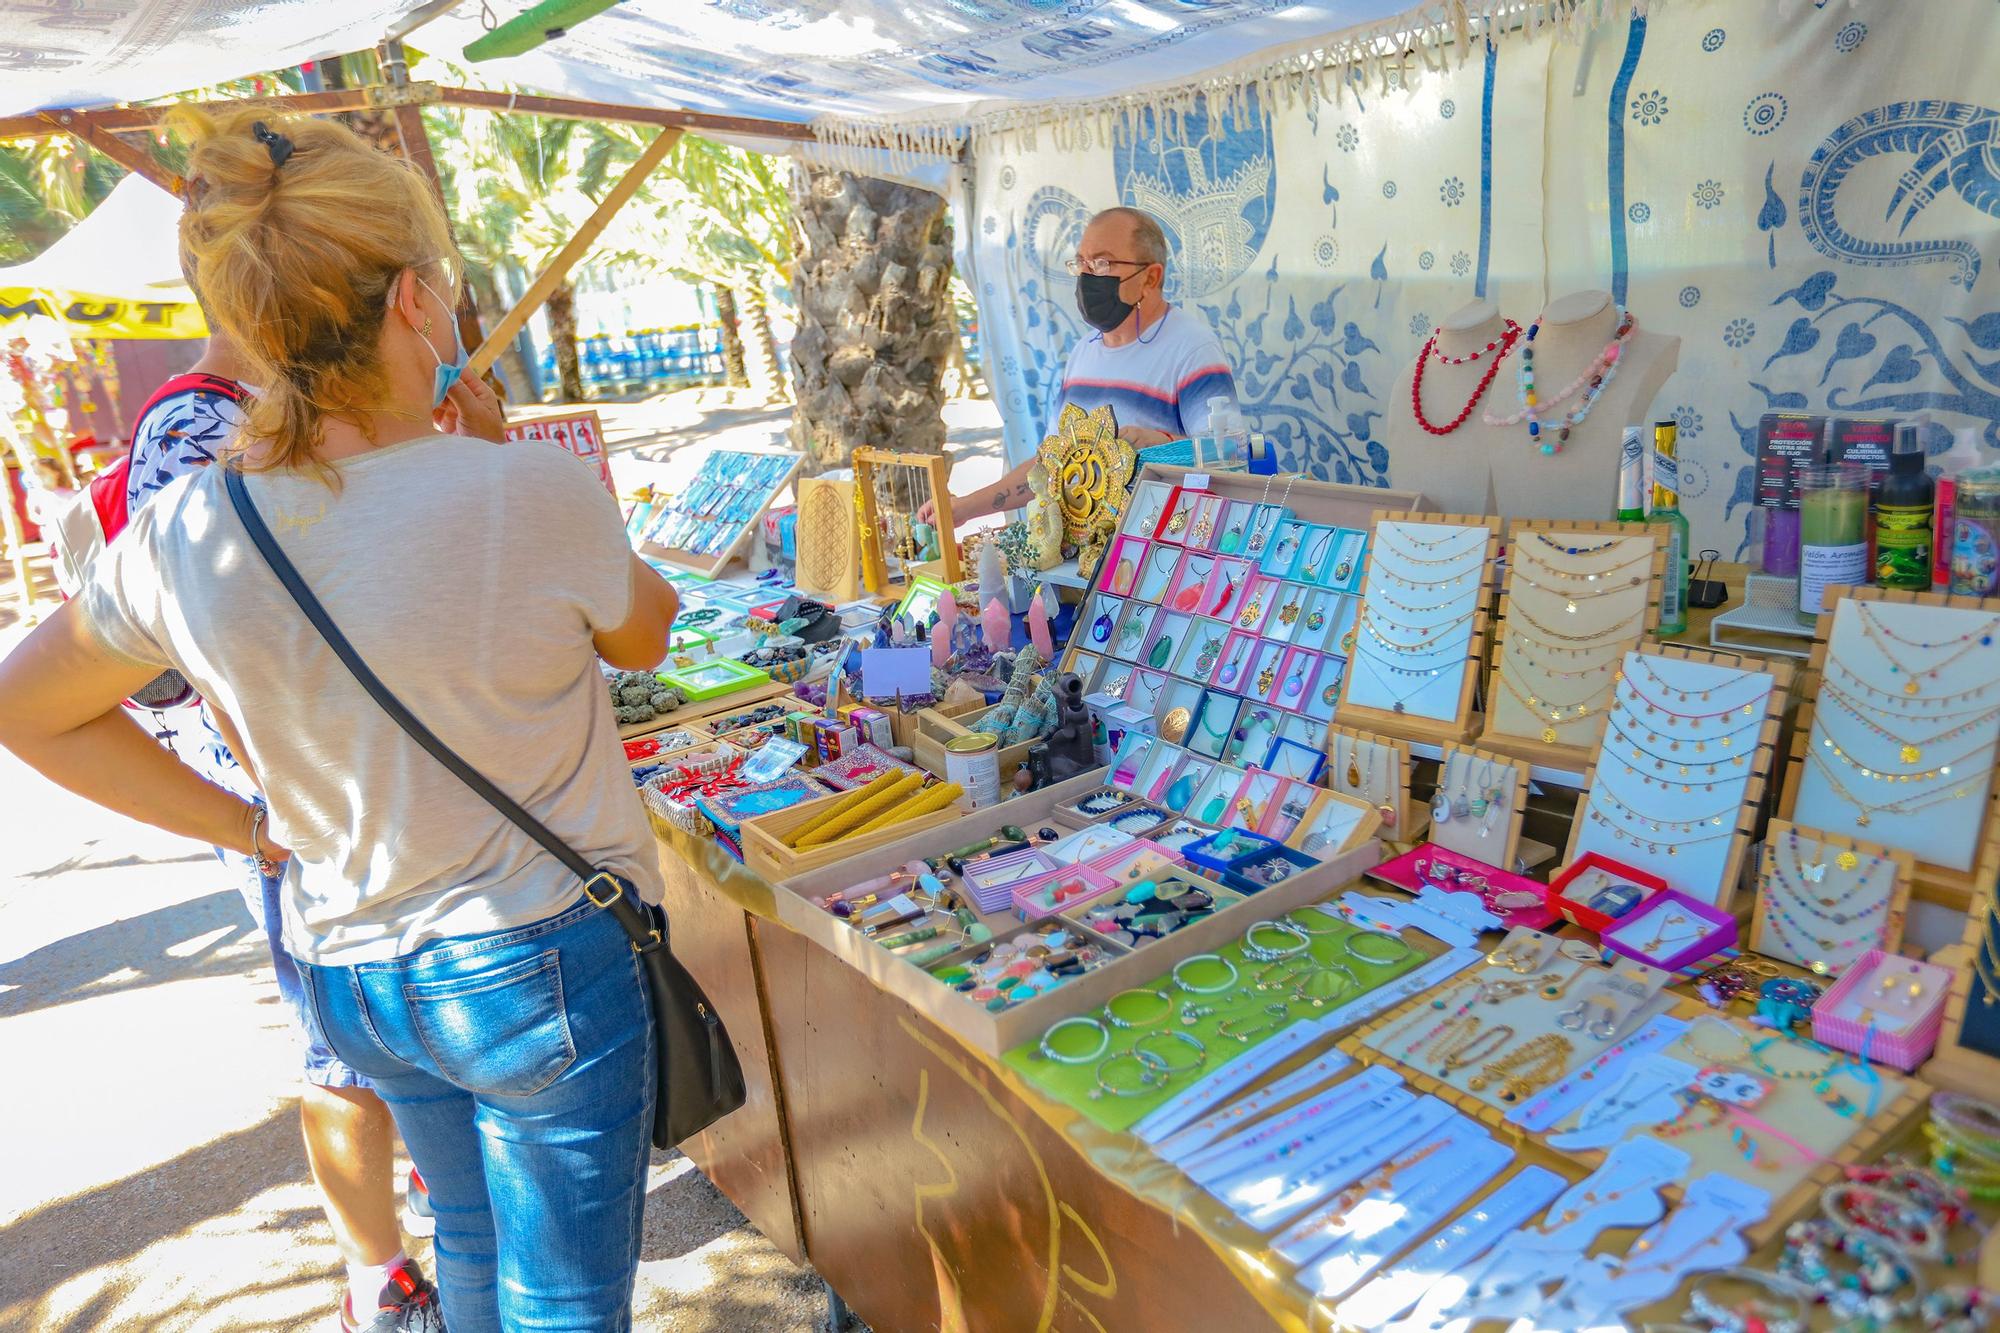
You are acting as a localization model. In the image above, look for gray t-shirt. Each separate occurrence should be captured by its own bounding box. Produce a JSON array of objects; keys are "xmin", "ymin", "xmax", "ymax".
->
[{"xmin": 81, "ymin": 434, "xmax": 663, "ymax": 965}]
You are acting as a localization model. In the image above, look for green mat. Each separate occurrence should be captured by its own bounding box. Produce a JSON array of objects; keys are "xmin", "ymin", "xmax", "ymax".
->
[{"xmin": 999, "ymin": 907, "xmax": 1424, "ymax": 1132}]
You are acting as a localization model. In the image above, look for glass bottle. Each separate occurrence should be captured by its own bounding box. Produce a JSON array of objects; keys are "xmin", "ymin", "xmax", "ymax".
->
[
  {"xmin": 1797, "ymin": 462, "xmax": 1870, "ymax": 624},
  {"xmin": 1650, "ymin": 420, "xmax": 1689, "ymax": 635}
]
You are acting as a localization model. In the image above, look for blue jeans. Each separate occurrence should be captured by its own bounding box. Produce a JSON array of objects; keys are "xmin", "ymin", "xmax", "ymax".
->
[{"xmin": 299, "ymin": 897, "xmax": 655, "ymax": 1331}]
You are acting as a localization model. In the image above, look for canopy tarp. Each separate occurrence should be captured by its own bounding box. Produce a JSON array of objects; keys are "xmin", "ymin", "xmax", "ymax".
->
[{"xmin": 0, "ymin": 177, "xmax": 205, "ymax": 339}]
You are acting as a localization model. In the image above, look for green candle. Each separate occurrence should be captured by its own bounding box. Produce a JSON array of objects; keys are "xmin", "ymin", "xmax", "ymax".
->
[{"xmin": 1798, "ymin": 463, "xmax": 1870, "ymax": 624}]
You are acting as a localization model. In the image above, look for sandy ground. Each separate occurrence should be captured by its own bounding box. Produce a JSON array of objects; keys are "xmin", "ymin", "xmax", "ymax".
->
[{"xmin": 0, "ymin": 386, "xmax": 1003, "ymax": 1332}]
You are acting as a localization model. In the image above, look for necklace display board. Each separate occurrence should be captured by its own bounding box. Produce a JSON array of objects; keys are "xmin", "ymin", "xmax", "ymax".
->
[
  {"xmin": 1425, "ymin": 742, "xmax": 1530, "ymax": 869},
  {"xmin": 794, "ymin": 477, "xmax": 863, "ymax": 603},
  {"xmin": 1778, "ymin": 587, "xmax": 2000, "ymax": 909},
  {"xmin": 1343, "ymin": 976, "xmax": 1926, "ymax": 1248},
  {"xmin": 1748, "ymin": 818, "xmax": 1913, "ymax": 981},
  {"xmin": 1925, "ymin": 837, "xmax": 2000, "ymax": 1097},
  {"xmin": 504, "ymin": 406, "xmax": 613, "ymax": 492},
  {"xmin": 1325, "ymin": 724, "xmax": 1414, "ymax": 841},
  {"xmin": 1335, "ymin": 511, "xmax": 1501, "ymax": 745},
  {"xmin": 855, "ymin": 447, "xmax": 962, "ymax": 593},
  {"xmin": 1565, "ymin": 644, "xmax": 1789, "ymax": 911},
  {"xmin": 1481, "ymin": 518, "xmax": 1669, "ymax": 768},
  {"xmin": 639, "ymin": 443, "xmax": 801, "ymax": 577}
]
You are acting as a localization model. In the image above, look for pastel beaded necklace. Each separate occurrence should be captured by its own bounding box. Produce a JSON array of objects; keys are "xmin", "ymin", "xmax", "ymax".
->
[{"xmin": 1483, "ymin": 306, "xmax": 1639, "ymax": 455}]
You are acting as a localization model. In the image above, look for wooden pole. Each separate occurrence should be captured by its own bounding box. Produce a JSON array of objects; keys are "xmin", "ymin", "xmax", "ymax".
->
[
  {"xmin": 430, "ymin": 87, "xmax": 821, "ymax": 142},
  {"xmin": 40, "ymin": 113, "xmax": 183, "ymax": 197},
  {"xmin": 466, "ymin": 128, "xmax": 682, "ymax": 379}
]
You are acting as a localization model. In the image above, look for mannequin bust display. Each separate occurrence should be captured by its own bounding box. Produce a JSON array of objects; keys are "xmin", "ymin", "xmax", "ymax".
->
[{"xmin": 1381, "ymin": 291, "xmax": 1681, "ymax": 521}]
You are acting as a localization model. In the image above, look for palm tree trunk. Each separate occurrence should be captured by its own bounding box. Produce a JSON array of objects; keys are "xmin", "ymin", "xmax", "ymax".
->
[
  {"xmin": 546, "ymin": 279, "xmax": 585, "ymax": 401},
  {"xmin": 713, "ymin": 285, "xmax": 750, "ymax": 389},
  {"xmin": 741, "ymin": 285, "xmax": 789, "ymax": 404},
  {"xmin": 787, "ymin": 167, "xmax": 954, "ymax": 471}
]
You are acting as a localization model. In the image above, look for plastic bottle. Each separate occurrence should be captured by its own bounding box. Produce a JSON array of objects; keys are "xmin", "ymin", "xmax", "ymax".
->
[
  {"xmin": 1207, "ymin": 395, "xmax": 1247, "ymax": 462},
  {"xmin": 1615, "ymin": 425, "xmax": 1647, "ymax": 523},
  {"xmin": 1933, "ymin": 426, "xmax": 1987, "ymax": 588},
  {"xmin": 1797, "ymin": 462, "xmax": 1870, "ymax": 624},
  {"xmin": 1873, "ymin": 421, "xmax": 1935, "ymax": 589},
  {"xmin": 1650, "ymin": 419, "xmax": 1689, "ymax": 635}
]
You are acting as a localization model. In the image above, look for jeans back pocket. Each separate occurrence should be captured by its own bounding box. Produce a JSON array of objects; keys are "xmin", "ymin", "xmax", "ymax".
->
[{"xmin": 405, "ymin": 950, "xmax": 577, "ymax": 1097}]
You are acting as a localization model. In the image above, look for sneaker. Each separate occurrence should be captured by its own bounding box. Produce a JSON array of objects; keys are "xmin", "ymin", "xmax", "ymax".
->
[
  {"xmin": 403, "ymin": 1169, "xmax": 436, "ymax": 1239},
  {"xmin": 338, "ymin": 1260, "xmax": 445, "ymax": 1333}
]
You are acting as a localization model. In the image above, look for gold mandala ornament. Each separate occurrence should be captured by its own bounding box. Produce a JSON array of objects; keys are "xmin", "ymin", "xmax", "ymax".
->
[{"xmin": 1037, "ymin": 402, "xmax": 1135, "ymax": 582}]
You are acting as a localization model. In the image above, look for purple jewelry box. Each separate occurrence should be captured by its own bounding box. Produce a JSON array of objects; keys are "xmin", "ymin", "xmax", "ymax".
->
[{"xmin": 1600, "ymin": 887, "xmax": 1736, "ymax": 972}]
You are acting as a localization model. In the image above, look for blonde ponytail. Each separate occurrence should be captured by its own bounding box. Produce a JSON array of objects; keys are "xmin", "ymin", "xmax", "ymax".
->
[{"xmin": 170, "ymin": 103, "xmax": 460, "ymax": 478}]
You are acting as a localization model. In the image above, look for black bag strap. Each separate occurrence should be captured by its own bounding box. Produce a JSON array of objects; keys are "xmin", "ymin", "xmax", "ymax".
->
[{"xmin": 222, "ymin": 467, "xmax": 647, "ymax": 927}]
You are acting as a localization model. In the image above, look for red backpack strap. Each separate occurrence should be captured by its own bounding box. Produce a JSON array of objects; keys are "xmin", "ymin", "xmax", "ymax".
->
[{"xmin": 90, "ymin": 455, "xmax": 133, "ymax": 536}]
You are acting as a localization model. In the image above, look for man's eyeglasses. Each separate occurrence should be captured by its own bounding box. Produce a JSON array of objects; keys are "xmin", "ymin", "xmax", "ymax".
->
[{"xmin": 1064, "ymin": 256, "xmax": 1154, "ymax": 277}]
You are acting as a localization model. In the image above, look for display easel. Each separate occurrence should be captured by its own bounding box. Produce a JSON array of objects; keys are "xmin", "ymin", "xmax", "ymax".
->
[
  {"xmin": 1564, "ymin": 643, "xmax": 1790, "ymax": 913},
  {"xmin": 1777, "ymin": 585, "xmax": 2000, "ymax": 913},
  {"xmin": 639, "ymin": 443, "xmax": 801, "ymax": 578},
  {"xmin": 1339, "ymin": 982, "xmax": 1930, "ymax": 1248},
  {"xmin": 504, "ymin": 405, "xmax": 613, "ymax": 493},
  {"xmin": 854, "ymin": 447, "xmax": 960, "ymax": 594},
  {"xmin": 1748, "ymin": 818, "xmax": 1914, "ymax": 978},
  {"xmin": 1334, "ymin": 511, "xmax": 1501, "ymax": 746},
  {"xmin": 1425, "ymin": 741, "xmax": 1531, "ymax": 869},
  {"xmin": 1925, "ymin": 836, "xmax": 2000, "ymax": 1096},
  {"xmin": 1324, "ymin": 724, "xmax": 1415, "ymax": 841},
  {"xmin": 1479, "ymin": 518, "xmax": 1668, "ymax": 769}
]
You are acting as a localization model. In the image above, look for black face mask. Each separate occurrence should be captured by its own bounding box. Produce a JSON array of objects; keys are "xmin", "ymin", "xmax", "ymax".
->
[{"xmin": 1076, "ymin": 272, "xmax": 1136, "ymax": 333}]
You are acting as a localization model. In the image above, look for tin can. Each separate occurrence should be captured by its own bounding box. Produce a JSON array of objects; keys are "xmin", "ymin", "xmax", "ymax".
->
[{"xmin": 944, "ymin": 732, "xmax": 1002, "ymax": 809}]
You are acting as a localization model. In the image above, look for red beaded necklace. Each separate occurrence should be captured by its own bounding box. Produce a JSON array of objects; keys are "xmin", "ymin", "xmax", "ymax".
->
[{"xmin": 1411, "ymin": 320, "xmax": 1521, "ymax": 435}]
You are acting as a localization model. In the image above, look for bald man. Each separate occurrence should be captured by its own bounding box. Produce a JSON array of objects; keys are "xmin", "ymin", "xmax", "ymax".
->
[{"xmin": 927, "ymin": 206, "xmax": 1238, "ymax": 525}]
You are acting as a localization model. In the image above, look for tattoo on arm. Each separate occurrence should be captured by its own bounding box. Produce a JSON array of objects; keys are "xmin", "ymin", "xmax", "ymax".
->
[{"xmin": 991, "ymin": 481, "xmax": 1034, "ymax": 509}]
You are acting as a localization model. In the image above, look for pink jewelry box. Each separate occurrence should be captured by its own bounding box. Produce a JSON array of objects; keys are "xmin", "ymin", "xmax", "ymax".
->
[
  {"xmin": 1601, "ymin": 888, "xmax": 1736, "ymax": 972},
  {"xmin": 1201, "ymin": 557, "xmax": 1254, "ymax": 621},
  {"xmin": 1101, "ymin": 535, "xmax": 1147, "ymax": 596},
  {"xmin": 1011, "ymin": 865, "xmax": 1119, "ymax": 920},
  {"xmin": 1364, "ymin": 842, "xmax": 1559, "ymax": 931},
  {"xmin": 1086, "ymin": 838, "xmax": 1183, "ymax": 887},
  {"xmin": 1231, "ymin": 573, "xmax": 1284, "ymax": 634},
  {"xmin": 1812, "ymin": 949, "xmax": 1952, "ymax": 1071},
  {"xmin": 960, "ymin": 847, "xmax": 1062, "ymax": 914}
]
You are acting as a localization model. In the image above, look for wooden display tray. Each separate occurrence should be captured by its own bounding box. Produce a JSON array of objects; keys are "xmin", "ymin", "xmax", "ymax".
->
[
  {"xmin": 1478, "ymin": 518, "xmax": 1670, "ymax": 769},
  {"xmin": 1775, "ymin": 585, "xmax": 2000, "ymax": 913},
  {"xmin": 617, "ymin": 678, "xmax": 794, "ymax": 740},
  {"xmin": 1338, "ymin": 981, "xmax": 1931, "ymax": 1247},
  {"xmin": 741, "ymin": 785, "xmax": 968, "ymax": 880},
  {"xmin": 908, "ymin": 699, "xmax": 1035, "ymax": 783},
  {"xmin": 1335, "ymin": 511, "xmax": 1502, "ymax": 746},
  {"xmin": 1563, "ymin": 642, "xmax": 1790, "ymax": 914},
  {"xmin": 1325, "ymin": 724, "xmax": 1415, "ymax": 841},
  {"xmin": 773, "ymin": 771, "xmax": 1387, "ymax": 1055},
  {"xmin": 1747, "ymin": 818, "xmax": 1914, "ymax": 978},
  {"xmin": 1925, "ymin": 834, "xmax": 2000, "ymax": 1096},
  {"xmin": 1427, "ymin": 741, "xmax": 1531, "ymax": 870},
  {"xmin": 639, "ymin": 443, "xmax": 801, "ymax": 578}
]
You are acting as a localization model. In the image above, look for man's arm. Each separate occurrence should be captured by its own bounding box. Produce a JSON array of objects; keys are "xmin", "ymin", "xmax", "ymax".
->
[{"xmin": 935, "ymin": 459, "xmax": 1038, "ymax": 525}]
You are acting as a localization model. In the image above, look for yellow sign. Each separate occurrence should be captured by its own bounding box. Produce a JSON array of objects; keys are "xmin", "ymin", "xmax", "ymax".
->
[{"xmin": 0, "ymin": 288, "xmax": 208, "ymax": 340}]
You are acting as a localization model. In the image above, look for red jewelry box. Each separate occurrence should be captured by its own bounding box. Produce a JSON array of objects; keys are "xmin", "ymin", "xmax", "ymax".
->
[
  {"xmin": 1150, "ymin": 484, "xmax": 1211, "ymax": 546},
  {"xmin": 1550, "ymin": 852, "xmax": 1668, "ymax": 934},
  {"xmin": 1365, "ymin": 842, "xmax": 1558, "ymax": 931}
]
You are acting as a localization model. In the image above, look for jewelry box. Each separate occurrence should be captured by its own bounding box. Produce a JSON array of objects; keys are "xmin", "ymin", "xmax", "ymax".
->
[
  {"xmin": 1186, "ymin": 761, "xmax": 1248, "ymax": 825},
  {"xmin": 1065, "ymin": 874, "xmax": 1234, "ymax": 952},
  {"xmin": 960, "ymin": 847, "xmax": 1067, "ymax": 913},
  {"xmin": 1245, "ymin": 639, "xmax": 1289, "ymax": 702},
  {"xmin": 1549, "ymin": 853, "xmax": 1669, "ymax": 933},
  {"xmin": 1108, "ymin": 600, "xmax": 1159, "ymax": 663},
  {"xmin": 1241, "ymin": 502, "xmax": 1292, "ymax": 559},
  {"xmin": 1319, "ymin": 528, "xmax": 1370, "ymax": 592},
  {"xmin": 1011, "ymin": 865, "xmax": 1120, "ymax": 921},
  {"xmin": 1174, "ymin": 618, "xmax": 1231, "ymax": 680},
  {"xmin": 1122, "ymin": 480, "xmax": 1173, "ymax": 539},
  {"xmin": 1211, "ymin": 499, "xmax": 1258, "ymax": 555},
  {"xmin": 1101, "ymin": 535, "xmax": 1147, "ymax": 597},
  {"xmin": 1082, "ymin": 593, "xmax": 1124, "ymax": 652},
  {"xmin": 1272, "ymin": 646, "xmax": 1325, "ymax": 708},
  {"xmin": 1293, "ymin": 523, "xmax": 1340, "ymax": 583},
  {"xmin": 1231, "ymin": 574, "xmax": 1283, "ymax": 634},
  {"xmin": 1261, "ymin": 518, "xmax": 1310, "ymax": 578},
  {"xmin": 1153, "ymin": 485, "xmax": 1205, "ymax": 546},
  {"xmin": 1263, "ymin": 736, "xmax": 1326, "ymax": 783},
  {"xmin": 1138, "ymin": 611, "xmax": 1190, "ymax": 674},
  {"xmin": 1226, "ymin": 705, "xmax": 1281, "ymax": 767},
  {"xmin": 1185, "ymin": 493, "xmax": 1228, "ymax": 551},
  {"xmin": 1210, "ymin": 630, "xmax": 1261, "ymax": 690},
  {"xmin": 1260, "ymin": 579, "xmax": 1310, "ymax": 645},
  {"xmin": 1600, "ymin": 888, "xmax": 1737, "ymax": 972},
  {"xmin": 1365, "ymin": 843, "xmax": 1558, "ymax": 931},
  {"xmin": 1811, "ymin": 949, "xmax": 1952, "ymax": 1070},
  {"xmin": 1133, "ymin": 541, "xmax": 1183, "ymax": 602},
  {"xmin": 1052, "ymin": 785, "xmax": 1142, "ymax": 829},
  {"xmin": 923, "ymin": 916, "xmax": 1130, "ymax": 1014},
  {"xmin": 1222, "ymin": 770, "xmax": 1286, "ymax": 832},
  {"xmin": 1201, "ymin": 557, "xmax": 1254, "ymax": 621},
  {"xmin": 1163, "ymin": 551, "xmax": 1218, "ymax": 614},
  {"xmin": 1184, "ymin": 828, "xmax": 1319, "ymax": 895},
  {"xmin": 1186, "ymin": 690, "xmax": 1241, "ymax": 760}
]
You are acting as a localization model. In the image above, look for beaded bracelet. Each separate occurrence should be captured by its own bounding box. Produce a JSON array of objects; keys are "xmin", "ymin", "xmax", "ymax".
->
[
  {"xmin": 1778, "ymin": 1216, "xmax": 1925, "ymax": 1328},
  {"xmin": 1035, "ymin": 1016, "xmax": 1109, "ymax": 1065},
  {"xmin": 1133, "ymin": 1029, "xmax": 1206, "ymax": 1076},
  {"xmin": 1822, "ymin": 1179, "xmax": 1947, "ymax": 1261},
  {"xmin": 1342, "ymin": 929, "xmax": 1415, "ymax": 967},
  {"xmin": 1685, "ymin": 1267, "xmax": 1808, "ymax": 1333},
  {"xmin": 1243, "ymin": 919, "xmax": 1310, "ymax": 962},
  {"xmin": 1171, "ymin": 954, "xmax": 1239, "ymax": 996},
  {"xmin": 1089, "ymin": 1052, "xmax": 1163, "ymax": 1100}
]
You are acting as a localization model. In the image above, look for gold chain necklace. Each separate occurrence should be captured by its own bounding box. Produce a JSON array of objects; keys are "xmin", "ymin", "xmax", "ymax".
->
[
  {"xmin": 1855, "ymin": 604, "xmax": 2000, "ymax": 696},
  {"xmin": 1593, "ymin": 778, "xmax": 1738, "ymax": 833},
  {"xmin": 1360, "ymin": 606, "xmax": 1479, "ymax": 652},
  {"xmin": 1510, "ymin": 569, "xmax": 1650, "ymax": 617},
  {"xmin": 1627, "ymin": 655, "xmax": 1763, "ymax": 703},
  {"xmin": 1385, "ymin": 524, "xmax": 1490, "ymax": 554},
  {"xmin": 1467, "ymin": 1033, "xmax": 1573, "ymax": 1101},
  {"xmin": 1818, "ymin": 679, "xmax": 2000, "ymax": 763},
  {"xmin": 1515, "ymin": 542, "xmax": 1655, "ymax": 583},
  {"xmin": 1811, "ymin": 717, "xmax": 1993, "ymax": 784},
  {"xmin": 1495, "ymin": 659, "xmax": 1605, "ymax": 724},
  {"xmin": 1508, "ymin": 600, "xmax": 1638, "ymax": 644},
  {"xmin": 1824, "ymin": 652, "xmax": 1998, "ymax": 709},
  {"xmin": 1804, "ymin": 746, "xmax": 1975, "ymax": 826}
]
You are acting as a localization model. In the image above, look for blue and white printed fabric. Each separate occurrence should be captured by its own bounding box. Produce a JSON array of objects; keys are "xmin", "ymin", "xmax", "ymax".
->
[{"xmin": 965, "ymin": 0, "xmax": 2000, "ymax": 552}]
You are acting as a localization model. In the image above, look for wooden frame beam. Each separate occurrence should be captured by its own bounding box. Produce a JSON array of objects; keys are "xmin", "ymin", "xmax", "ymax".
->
[
  {"xmin": 38, "ymin": 112, "xmax": 184, "ymax": 196},
  {"xmin": 466, "ymin": 128, "xmax": 682, "ymax": 378},
  {"xmin": 5, "ymin": 90, "xmax": 375, "ymax": 140},
  {"xmin": 427, "ymin": 87, "xmax": 820, "ymax": 142}
]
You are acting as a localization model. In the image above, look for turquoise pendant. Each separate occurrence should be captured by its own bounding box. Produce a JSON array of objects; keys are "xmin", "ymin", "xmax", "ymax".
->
[{"xmin": 1219, "ymin": 526, "xmax": 1243, "ymax": 555}]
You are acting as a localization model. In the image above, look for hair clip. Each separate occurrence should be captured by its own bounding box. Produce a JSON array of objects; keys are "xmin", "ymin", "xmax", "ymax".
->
[{"xmin": 251, "ymin": 120, "xmax": 295, "ymax": 168}]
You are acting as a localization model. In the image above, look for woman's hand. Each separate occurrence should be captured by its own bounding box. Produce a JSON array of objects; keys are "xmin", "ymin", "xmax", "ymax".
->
[{"xmin": 436, "ymin": 374, "xmax": 507, "ymax": 443}]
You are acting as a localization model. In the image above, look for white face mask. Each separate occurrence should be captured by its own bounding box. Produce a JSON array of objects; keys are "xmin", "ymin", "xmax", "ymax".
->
[{"xmin": 414, "ymin": 275, "xmax": 466, "ymax": 408}]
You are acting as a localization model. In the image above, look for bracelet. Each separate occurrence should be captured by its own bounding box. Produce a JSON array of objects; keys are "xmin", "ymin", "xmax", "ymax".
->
[
  {"xmin": 1171, "ymin": 954, "xmax": 1240, "ymax": 996},
  {"xmin": 1035, "ymin": 1016, "xmax": 1109, "ymax": 1065},
  {"xmin": 1822, "ymin": 1180, "xmax": 1947, "ymax": 1261},
  {"xmin": 1282, "ymin": 905, "xmax": 1345, "ymax": 936},
  {"xmin": 248, "ymin": 805, "xmax": 281, "ymax": 877},
  {"xmin": 1089, "ymin": 1052, "xmax": 1164, "ymax": 1100},
  {"xmin": 1292, "ymin": 962, "xmax": 1359, "ymax": 1010},
  {"xmin": 1243, "ymin": 919, "xmax": 1310, "ymax": 962},
  {"xmin": 1104, "ymin": 988, "xmax": 1174, "ymax": 1029},
  {"xmin": 1778, "ymin": 1216, "xmax": 1924, "ymax": 1327},
  {"xmin": 1342, "ymin": 929, "xmax": 1415, "ymax": 967},
  {"xmin": 1133, "ymin": 1029, "xmax": 1206, "ymax": 1075},
  {"xmin": 1217, "ymin": 1002, "xmax": 1292, "ymax": 1044},
  {"xmin": 1685, "ymin": 1267, "xmax": 1809, "ymax": 1333}
]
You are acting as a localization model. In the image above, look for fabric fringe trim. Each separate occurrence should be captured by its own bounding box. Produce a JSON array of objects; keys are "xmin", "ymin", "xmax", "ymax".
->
[{"xmin": 808, "ymin": 0, "xmax": 1671, "ymax": 174}]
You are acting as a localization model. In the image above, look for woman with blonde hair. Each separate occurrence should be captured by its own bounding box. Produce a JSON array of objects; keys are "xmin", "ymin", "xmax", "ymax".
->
[{"xmin": 0, "ymin": 105, "xmax": 678, "ymax": 1331}]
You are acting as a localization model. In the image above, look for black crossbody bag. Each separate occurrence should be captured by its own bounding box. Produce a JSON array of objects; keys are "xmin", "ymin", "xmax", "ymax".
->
[{"xmin": 223, "ymin": 468, "xmax": 744, "ymax": 1147}]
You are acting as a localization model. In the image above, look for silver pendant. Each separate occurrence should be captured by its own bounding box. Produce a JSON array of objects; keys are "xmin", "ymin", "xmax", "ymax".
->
[{"xmin": 1452, "ymin": 796, "xmax": 1471, "ymax": 819}]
